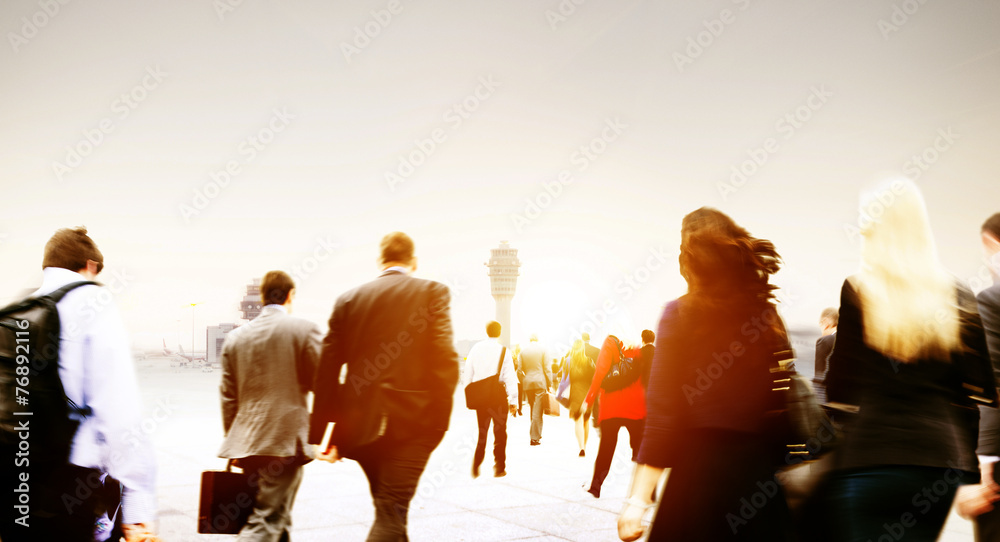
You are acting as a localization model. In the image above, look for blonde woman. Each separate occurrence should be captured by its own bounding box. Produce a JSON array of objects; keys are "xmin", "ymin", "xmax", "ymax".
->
[
  {"xmin": 824, "ymin": 179, "xmax": 989, "ymax": 541},
  {"xmin": 567, "ymin": 339, "xmax": 596, "ymax": 456}
]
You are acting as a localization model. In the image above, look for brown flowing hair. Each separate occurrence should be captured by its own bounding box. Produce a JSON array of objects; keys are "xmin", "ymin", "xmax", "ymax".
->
[{"xmin": 678, "ymin": 207, "xmax": 781, "ymax": 305}]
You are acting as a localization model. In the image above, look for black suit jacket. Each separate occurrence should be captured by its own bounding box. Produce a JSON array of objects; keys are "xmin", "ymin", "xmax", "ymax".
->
[
  {"xmin": 814, "ymin": 333, "xmax": 835, "ymax": 378},
  {"xmin": 826, "ymin": 278, "xmax": 986, "ymax": 477},
  {"xmin": 309, "ymin": 270, "xmax": 460, "ymax": 456},
  {"xmin": 978, "ymin": 283, "xmax": 1000, "ymax": 455}
]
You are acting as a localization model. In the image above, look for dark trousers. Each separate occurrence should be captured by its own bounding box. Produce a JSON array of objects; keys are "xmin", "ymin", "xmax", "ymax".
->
[
  {"xmin": 828, "ymin": 466, "xmax": 960, "ymax": 542},
  {"xmin": 355, "ymin": 430, "xmax": 445, "ymax": 542},
  {"xmin": 238, "ymin": 456, "xmax": 304, "ymax": 542},
  {"xmin": 525, "ymin": 389, "xmax": 546, "ymax": 442},
  {"xmin": 589, "ymin": 418, "xmax": 644, "ymax": 496},
  {"xmin": 474, "ymin": 403, "xmax": 508, "ymax": 472},
  {"xmin": 976, "ymin": 505, "xmax": 1000, "ymax": 541},
  {"xmin": 0, "ymin": 459, "xmax": 102, "ymax": 542}
]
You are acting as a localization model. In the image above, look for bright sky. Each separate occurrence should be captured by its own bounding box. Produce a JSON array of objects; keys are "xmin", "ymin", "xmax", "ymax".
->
[{"xmin": 2, "ymin": 0, "xmax": 999, "ymax": 354}]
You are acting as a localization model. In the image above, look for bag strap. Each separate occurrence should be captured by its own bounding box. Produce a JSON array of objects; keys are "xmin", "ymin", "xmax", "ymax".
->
[
  {"xmin": 495, "ymin": 347, "xmax": 506, "ymax": 376},
  {"xmin": 43, "ymin": 280, "xmax": 99, "ymax": 303}
]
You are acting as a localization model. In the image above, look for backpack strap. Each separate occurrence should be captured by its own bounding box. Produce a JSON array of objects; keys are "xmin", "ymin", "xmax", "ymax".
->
[
  {"xmin": 41, "ymin": 280, "xmax": 99, "ymax": 303},
  {"xmin": 35, "ymin": 280, "xmax": 98, "ymax": 420}
]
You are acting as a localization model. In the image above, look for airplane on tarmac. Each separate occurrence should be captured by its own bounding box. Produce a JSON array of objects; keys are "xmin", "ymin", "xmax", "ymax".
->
[{"xmin": 163, "ymin": 339, "xmax": 205, "ymax": 363}]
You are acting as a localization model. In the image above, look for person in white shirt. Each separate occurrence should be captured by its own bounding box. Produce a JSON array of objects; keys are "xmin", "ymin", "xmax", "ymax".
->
[
  {"xmin": 23, "ymin": 227, "xmax": 158, "ymax": 541},
  {"xmin": 462, "ymin": 321, "xmax": 518, "ymax": 478}
]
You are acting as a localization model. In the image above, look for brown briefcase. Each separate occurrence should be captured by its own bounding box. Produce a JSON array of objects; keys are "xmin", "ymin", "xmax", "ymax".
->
[{"xmin": 197, "ymin": 459, "xmax": 257, "ymax": 534}]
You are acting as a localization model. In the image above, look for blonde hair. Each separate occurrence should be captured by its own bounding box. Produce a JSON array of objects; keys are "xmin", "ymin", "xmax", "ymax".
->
[
  {"xmin": 570, "ymin": 339, "xmax": 587, "ymax": 367},
  {"xmin": 855, "ymin": 178, "xmax": 959, "ymax": 362}
]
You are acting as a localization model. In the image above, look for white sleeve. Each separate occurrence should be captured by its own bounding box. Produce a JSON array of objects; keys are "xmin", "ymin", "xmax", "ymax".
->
[
  {"xmin": 501, "ymin": 348, "xmax": 518, "ymax": 406},
  {"xmin": 83, "ymin": 301, "xmax": 157, "ymax": 524}
]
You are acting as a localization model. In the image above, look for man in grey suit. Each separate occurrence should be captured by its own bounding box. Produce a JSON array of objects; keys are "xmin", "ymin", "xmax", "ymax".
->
[
  {"xmin": 219, "ymin": 270, "xmax": 322, "ymax": 541},
  {"xmin": 958, "ymin": 212, "xmax": 1000, "ymax": 541},
  {"xmin": 520, "ymin": 334, "xmax": 551, "ymax": 445}
]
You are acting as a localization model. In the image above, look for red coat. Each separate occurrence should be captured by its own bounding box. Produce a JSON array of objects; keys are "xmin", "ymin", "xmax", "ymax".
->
[{"xmin": 585, "ymin": 336, "xmax": 646, "ymax": 423}]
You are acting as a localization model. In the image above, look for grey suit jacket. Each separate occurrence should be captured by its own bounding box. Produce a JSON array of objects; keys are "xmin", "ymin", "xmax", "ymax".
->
[
  {"xmin": 519, "ymin": 341, "xmax": 551, "ymax": 391},
  {"xmin": 978, "ymin": 283, "xmax": 1000, "ymax": 455},
  {"xmin": 219, "ymin": 306, "xmax": 323, "ymax": 459}
]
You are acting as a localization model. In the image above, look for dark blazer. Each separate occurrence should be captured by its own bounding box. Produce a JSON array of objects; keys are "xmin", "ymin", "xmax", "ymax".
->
[
  {"xmin": 639, "ymin": 343, "xmax": 655, "ymax": 387},
  {"xmin": 219, "ymin": 306, "xmax": 322, "ymax": 459},
  {"xmin": 814, "ymin": 333, "xmax": 835, "ymax": 377},
  {"xmin": 826, "ymin": 278, "xmax": 986, "ymax": 477},
  {"xmin": 309, "ymin": 270, "xmax": 460, "ymax": 456},
  {"xmin": 978, "ymin": 283, "xmax": 1000, "ymax": 455}
]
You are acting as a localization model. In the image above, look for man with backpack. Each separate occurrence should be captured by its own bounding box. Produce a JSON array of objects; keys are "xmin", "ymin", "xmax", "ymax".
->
[{"xmin": 1, "ymin": 227, "xmax": 157, "ymax": 541}]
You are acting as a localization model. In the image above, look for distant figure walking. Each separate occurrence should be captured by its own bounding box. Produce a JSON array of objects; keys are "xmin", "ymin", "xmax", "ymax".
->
[
  {"xmin": 584, "ymin": 335, "xmax": 646, "ymax": 498},
  {"xmin": 813, "ymin": 307, "xmax": 838, "ymax": 402},
  {"xmin": 310, "ymin": 232, "xmax": 460, "ymax": 542},
  {"xmin": 219, "ymin": 270, "xmax": 322, "ymax": 541},
  {"xmin": 567, "ymin": 339, "xmax": 595, "ymax": 456},
  {"xmin": 463, "ymin": 321, "xmax": 519, "ymax": 478},
  {"xmin": 519, "ymin": 334, "xmax": 551, "ymax": 446}
]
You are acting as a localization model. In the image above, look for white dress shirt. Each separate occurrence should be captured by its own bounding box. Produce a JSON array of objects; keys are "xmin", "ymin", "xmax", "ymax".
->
[
  {"xmin": 462, "ymin": 338, "xmax": 518, "ymax": 406},
  {"xmin": 33, "ymin": 267, "xmax": 157, "ymax": 524}
]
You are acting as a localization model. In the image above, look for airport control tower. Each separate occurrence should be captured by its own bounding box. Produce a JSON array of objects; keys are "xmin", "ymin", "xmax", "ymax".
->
[{"xmin": 486, "ymin": 241, "xmax": 521, "ymax": 347}]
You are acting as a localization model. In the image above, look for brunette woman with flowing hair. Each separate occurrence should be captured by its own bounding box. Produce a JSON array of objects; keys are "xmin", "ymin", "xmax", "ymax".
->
[{"xmin": 618, "ymin": 207, "xmax": 793, "ymax": 541}]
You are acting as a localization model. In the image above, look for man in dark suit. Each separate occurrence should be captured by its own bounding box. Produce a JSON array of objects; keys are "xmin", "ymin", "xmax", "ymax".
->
[
  {"xmin": 958, "ymin": 212, "xmax": 1000, "ymax": 541},
  {"xmin": 813, "ymin": 307, "xmax": 838, "ymax": 403},
  {"xmin": 310, "ymin": 232, "xmax": 460, "ymax": 542},
  {"xmin": 639, "ymin": 329, "xmax": 655, "ymax": 387},
  {"xmin": 219, "ymin": 270, "xmax": 322, "ymax": 541}
]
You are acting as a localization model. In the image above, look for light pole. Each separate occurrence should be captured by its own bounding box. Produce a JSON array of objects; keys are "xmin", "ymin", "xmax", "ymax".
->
[{"xmin": 190, "ymin": 303, "xmax": 198, "ymax": 362}]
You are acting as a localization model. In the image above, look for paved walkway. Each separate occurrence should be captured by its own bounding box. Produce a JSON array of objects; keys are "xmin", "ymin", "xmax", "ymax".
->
[{"xmin": 140, "ymin": 360, "xmax": 974, "ymax": 541}]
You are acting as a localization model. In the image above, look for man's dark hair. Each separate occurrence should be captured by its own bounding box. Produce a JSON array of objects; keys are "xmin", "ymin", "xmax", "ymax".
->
[
  {"xmin": 641, "ymin": 329, "xmax": 655, "ymax": 344},
  {"xmin": 380, "ymin": 232, "xmax": 415, "ymax": 265},
  {"xmin": 42, "ymin": 227, "xmax": 104, "ymax": 273},
  {"xmin": 983, "ymin": 213, "xmax": 1000, "ymax": 240},
  {"xmin": 486, "ymin": 320, "xmax": 501, "ymax": 338},
  {"xmin": 260, "ymin": 270, "xmax": 295, "ymax": 306}
]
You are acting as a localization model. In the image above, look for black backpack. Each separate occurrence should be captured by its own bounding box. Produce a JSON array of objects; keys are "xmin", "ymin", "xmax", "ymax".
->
[{"xmin": 0, "ymin": 281, "xmax": 96, "ymax": 467}]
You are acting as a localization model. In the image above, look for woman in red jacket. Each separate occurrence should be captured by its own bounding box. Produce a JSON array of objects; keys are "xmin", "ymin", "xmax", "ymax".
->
[{"xmin": 583, "ymin": 335, "xmax": 646, "ymax": 498}]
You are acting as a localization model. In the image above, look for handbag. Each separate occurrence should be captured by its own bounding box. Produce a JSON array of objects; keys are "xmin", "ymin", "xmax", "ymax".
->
[
  {"xmin": 464, "ymin": 347, "xmax": 507, "ymax": 410},
  {"xmin": 555, "ymin": 373, "xmax": 571, "ymax": 408},
  {"xmin": 197, "ymin": 459, "xmax": 257, "ymax": 534},
  {"xmin": 768, "ymin": 345, "xmax": 839, "ymax": 463},
  {"xmin": 601, "ymin": 338, "xmax": 641, "ymax": 392},
  {"xmin": 543, "ymin": 391, "xmax": 561, "ymax": 416}
]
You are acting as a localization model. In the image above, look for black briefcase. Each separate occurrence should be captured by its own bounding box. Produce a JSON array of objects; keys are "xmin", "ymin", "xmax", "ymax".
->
[{"xmin": 197, "ymin": 459, "xmax": 257, "ymax": 534}]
